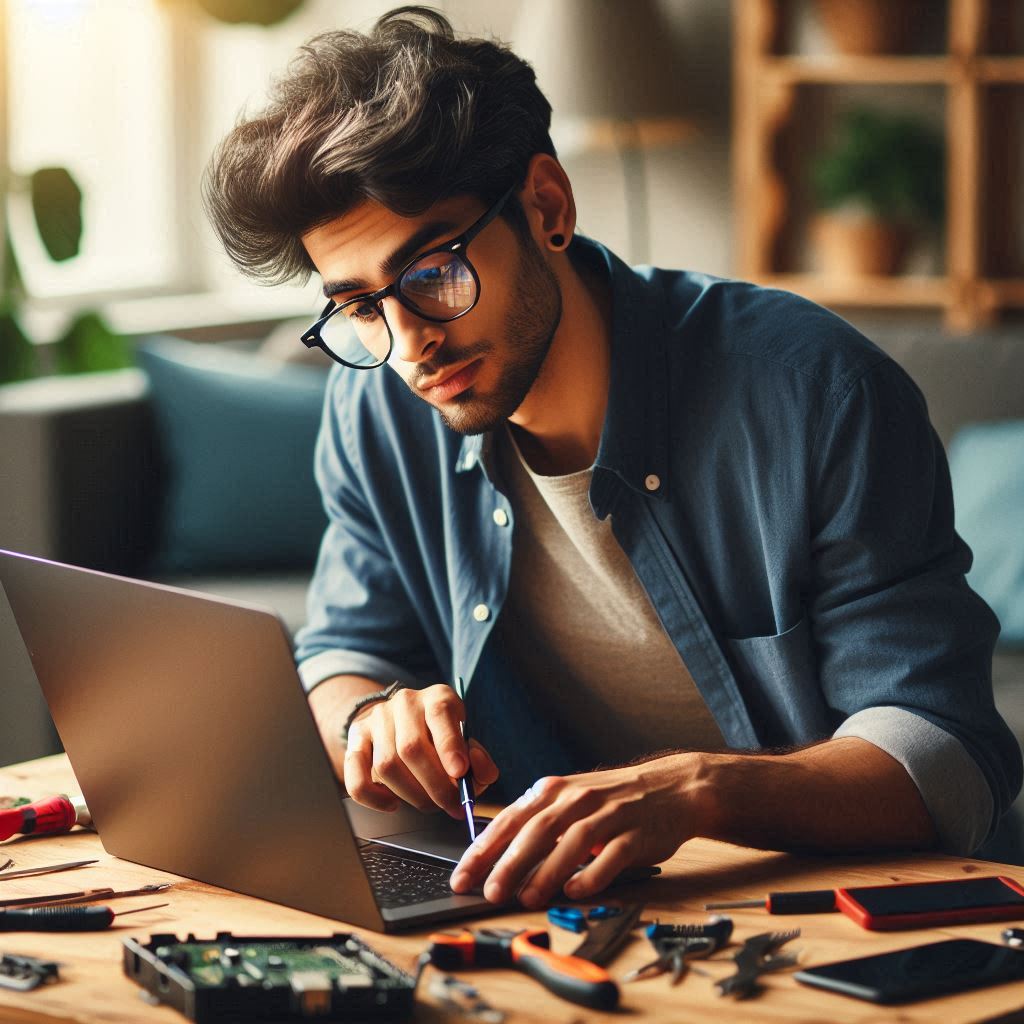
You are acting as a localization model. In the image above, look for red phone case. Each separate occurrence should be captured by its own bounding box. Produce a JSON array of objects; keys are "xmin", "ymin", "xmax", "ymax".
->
[{"xmin": 835, "ymin": 876, "xmax": 1024, "ymax": 931}]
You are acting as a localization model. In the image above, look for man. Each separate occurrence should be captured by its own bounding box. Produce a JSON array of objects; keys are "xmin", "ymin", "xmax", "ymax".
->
[{"xmin": 204, "ymin": 8, "xmax": 1021, "ymax": 909}]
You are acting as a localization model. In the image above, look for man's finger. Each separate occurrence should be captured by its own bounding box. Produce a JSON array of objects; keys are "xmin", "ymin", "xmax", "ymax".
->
[
  {"xmin": 343, "ymin": 727, "xmax": 399, "ymax": 811},
  {"xmin": 562, "ymin": 831, "xmax": 641, "ymax": 900},
  {"xmin": 391, "ymin": 692, "xmax": 463, "ymax": 815},
  {"xmin": 450, "ymin": 777, "xmax": 560, "ymax": 893},
  {"xmin": 468, "ymin": 740, "xmax": 500, "ymax": 786},
  {"xmin": 365, "ymin": 709, "xmax": 437, "ymax": 812},
  {"xmin": 517, "ymin": 815, "xmax": 620, "ymax": 908},
  {"xmin": 422, "ymin": 690, "xmax": 469, "ymax": 778},
  {"xmin": 485, "ymin": 798, "xmax": 607, "ymax": 906}
]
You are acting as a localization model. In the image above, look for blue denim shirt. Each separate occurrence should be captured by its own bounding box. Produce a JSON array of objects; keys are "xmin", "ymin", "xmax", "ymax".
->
[{"xmin": 295, "ymin": 237, "xmax": 1022, "ymax": 855}]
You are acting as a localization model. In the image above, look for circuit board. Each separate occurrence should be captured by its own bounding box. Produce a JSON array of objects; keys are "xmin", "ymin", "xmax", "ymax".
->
[{"xmin": 123, "ymin": 931, "xmax": 416, "ymax": 1022}]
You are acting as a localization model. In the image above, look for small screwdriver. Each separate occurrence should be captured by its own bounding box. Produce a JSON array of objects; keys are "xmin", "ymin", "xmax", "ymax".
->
[
  {"xmin": 0, "ymin": 903, "xmax": 168, "ymax": 931},
  {"xmin": 453, "ymin": 677, "xmax": 476, "ymax": 842},
  {"xmin": 705, "ymin": 889, "xmax": 837, "ymax": 914}
]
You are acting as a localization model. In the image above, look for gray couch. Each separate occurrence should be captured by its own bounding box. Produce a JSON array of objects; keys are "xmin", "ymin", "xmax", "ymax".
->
[{"xmin": 1, "ymin": 323, "xmax": 1022, "ymax": 859}]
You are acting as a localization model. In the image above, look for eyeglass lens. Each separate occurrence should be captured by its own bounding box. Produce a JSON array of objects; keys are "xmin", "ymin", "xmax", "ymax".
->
[{"xmin": 320, "ymin": 251, "xmax": 478, "ymax": 367}]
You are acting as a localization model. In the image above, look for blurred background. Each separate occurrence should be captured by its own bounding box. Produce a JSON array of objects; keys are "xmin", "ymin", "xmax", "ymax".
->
[{"xmin": 0, "ymin": 0, "xmax": 1022, "ymax": 857}]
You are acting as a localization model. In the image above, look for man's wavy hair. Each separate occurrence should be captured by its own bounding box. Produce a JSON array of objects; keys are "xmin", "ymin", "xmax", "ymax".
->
[{"xmin": 203, "ymin": 6, "xmax": 555, "ymax": 286}]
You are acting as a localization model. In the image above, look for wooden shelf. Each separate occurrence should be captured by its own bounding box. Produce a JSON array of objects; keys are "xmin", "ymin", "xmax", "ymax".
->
[
  {"xmin": 734, "ymin": 0, "xmax": 1023, "ymax": 332},
  {"xmin": 764, "ymin": 56, "xmax": 954, "ymax": 85},
  {"xmin": 979, "ymin": 279, "xmax": 1024, "ymax": 306},
  {"xmin": 977, "ymin": 57, "xmax": 1024, "ymax": 82},
  {"xmin": 757, "ymin": 274, "xmax": 951, "ymax": 308}
]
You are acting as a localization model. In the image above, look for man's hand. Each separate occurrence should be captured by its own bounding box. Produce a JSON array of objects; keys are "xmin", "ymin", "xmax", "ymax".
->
[
  {"xmin": 450, "ymin": 754, "xmax": 702, "ymax": 908},
  {"xmin": 309, "ymin": 676, "xmax": 499, "ymax": 819},
  {"xmin": 449, "ymin": 738, "xmax": 938, "ymax": 909}
]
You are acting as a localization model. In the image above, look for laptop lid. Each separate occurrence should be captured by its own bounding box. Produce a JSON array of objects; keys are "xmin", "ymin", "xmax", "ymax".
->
[{"xmin": 0, "ymin": 549, "xmax": 493, "ymax": 931}]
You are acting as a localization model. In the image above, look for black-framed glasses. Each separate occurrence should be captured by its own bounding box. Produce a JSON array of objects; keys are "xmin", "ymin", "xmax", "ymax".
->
[{"xmin": 301, "ymin": 184, "xmax": 516, "ymax": 369}]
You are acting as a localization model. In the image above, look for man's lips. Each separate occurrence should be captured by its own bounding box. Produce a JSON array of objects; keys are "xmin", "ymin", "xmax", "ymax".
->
[{"xmin": 418, "ymin": 359, "xmax": 483, "ymax": 401}]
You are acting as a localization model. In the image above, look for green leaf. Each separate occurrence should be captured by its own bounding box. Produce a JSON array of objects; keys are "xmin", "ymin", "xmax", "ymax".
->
[
  {"xmin": 810, "ymin": 106, "xmax": 945, "ymax": 225},
  {"xmin": 0, "ymin": 307, "xmax": 37, "ymax": 383},
  {"xmin": 31, "ymin": 167, "xmax": 83, "ymax": 263},
  {"xmin": 53, "ymin": 312, "xmax": 131, "ymax": 375}
]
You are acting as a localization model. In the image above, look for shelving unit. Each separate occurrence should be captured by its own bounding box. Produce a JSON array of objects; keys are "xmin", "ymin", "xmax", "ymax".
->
[{"xmin": 733, "ymin": 0, "xmax": 1024, "ymax": 331}]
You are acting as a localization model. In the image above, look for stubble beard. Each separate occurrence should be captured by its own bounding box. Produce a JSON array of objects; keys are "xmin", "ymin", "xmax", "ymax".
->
[{"xmin": 436, "ymin": 236, "xmax": 562, "ymax": 436}]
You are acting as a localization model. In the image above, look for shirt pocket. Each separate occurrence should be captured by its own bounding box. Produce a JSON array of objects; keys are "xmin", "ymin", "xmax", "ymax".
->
[{"xmin": 725, "ymin": 616, "xmax": 833, "ymax": 746}]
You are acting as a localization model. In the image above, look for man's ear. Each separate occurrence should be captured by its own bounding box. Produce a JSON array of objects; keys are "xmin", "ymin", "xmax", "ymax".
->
[{"xmin": 518, "ymin": 153, "xmax": 577, "ymax": 252}]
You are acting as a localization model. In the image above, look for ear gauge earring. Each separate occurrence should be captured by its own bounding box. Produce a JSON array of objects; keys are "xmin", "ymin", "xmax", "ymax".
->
[{"xmin": 549, "ymin": 233, "xmax": 566, "ymax": 250}]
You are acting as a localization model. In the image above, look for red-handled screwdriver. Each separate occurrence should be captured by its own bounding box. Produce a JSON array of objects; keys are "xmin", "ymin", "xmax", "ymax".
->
[
  {"xmin": 0, "ymin": 903, "xmax": 168, "ymax": 931},
  {"xmin": 705, "ymin": 889, "xmax": 837, "ymax": 914},
  {"xmin": 0, "ymin": 795, "xmax": 90, "ymax": 842}
]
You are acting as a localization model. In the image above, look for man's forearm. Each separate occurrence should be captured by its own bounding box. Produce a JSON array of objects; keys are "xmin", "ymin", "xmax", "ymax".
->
[{"xmin": 692, "ymin": 736, "xmax": 938, "ymax": 853}]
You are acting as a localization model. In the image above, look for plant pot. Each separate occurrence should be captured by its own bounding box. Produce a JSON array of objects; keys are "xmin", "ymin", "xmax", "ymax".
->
[
  {"xmin": 813, "ymin": 0, "xmax": 920, "ymax": 55},
  {"xmin": 811, "ymin": 213, "xmax": 913, "ymax": 278}
]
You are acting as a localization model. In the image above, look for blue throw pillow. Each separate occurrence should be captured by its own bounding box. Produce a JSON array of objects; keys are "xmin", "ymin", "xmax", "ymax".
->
[
  {"xmin": 948, "ymin": 420, "xmax": 1024, "ymax": 647},
  {"xmin": 136, "ymin": 336, "xmax": 328, "ymax": 573}
]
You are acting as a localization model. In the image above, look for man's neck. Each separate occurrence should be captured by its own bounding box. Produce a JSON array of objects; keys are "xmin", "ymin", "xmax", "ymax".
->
[{"xmin": 507, "ymin": 254, "xmax": 612, "ymax": 477}]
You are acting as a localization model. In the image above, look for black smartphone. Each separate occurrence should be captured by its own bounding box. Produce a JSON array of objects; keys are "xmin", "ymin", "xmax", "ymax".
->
[
  {"xmin": 795, "ymin": 939, "xmax": 1024, "ymax": 1004},
  {"xmin": 836, "ymin": 875, "xmax": 1024, "ymax": 930}
]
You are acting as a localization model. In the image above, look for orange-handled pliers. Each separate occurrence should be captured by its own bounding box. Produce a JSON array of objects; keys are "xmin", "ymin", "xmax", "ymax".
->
[{"xmin": 425, "ymin": 926, "xmax": 619, "ymax": 1010}]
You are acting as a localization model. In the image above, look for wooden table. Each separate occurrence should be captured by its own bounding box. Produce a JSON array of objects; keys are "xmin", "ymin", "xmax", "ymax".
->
[{"xmin": 2, "ymin": 754, "xmax": 1024, "ymax": 1023}]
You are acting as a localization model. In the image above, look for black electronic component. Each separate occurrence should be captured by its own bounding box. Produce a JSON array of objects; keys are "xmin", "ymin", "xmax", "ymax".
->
[{"xmin": 123, "ymin": 932, "xmax": 416, "ymax": 1023}]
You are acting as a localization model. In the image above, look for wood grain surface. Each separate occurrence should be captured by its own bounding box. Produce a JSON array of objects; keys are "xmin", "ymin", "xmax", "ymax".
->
[{"xmin": 2, "ymin": 754, "xmax": 1024, "ymax": 1023}]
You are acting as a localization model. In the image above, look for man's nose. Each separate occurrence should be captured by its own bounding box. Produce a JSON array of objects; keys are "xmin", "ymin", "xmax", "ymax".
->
[{"xmin": 385, "ymin": 297, "xmax": 446, "ymax": 364}]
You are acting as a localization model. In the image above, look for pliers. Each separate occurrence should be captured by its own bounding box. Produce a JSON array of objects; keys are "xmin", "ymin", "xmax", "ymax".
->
[{"xmin": 623, "ymin": 915, "xmax": 734, "ymax": 985}]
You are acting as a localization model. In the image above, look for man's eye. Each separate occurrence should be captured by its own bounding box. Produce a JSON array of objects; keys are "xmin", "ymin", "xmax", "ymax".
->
[{"xmin": 344, "ymin": 302, "xmax": 379, "ymax": 323}]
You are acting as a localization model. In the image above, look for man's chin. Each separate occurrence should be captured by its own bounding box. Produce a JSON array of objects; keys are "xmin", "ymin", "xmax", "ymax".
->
[{"xmin": 436, "ymin": 389, "xmax": 512, "ymax": 435}]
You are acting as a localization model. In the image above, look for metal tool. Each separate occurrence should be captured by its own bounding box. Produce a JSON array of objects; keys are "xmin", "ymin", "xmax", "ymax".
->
[
  {"xmin": 711, "ymin": 928, "xmax": 801, "ymax": 998},
  {"xmin": 624, "ymin": 935, "xmax": 714, "ymax": 985},
  {"xmin": 427, "ymin": 973, "xmax": 506, "ymax": 1023},
  {"xmin": 0, "ymin": 859, "xmax": 98, "ymax": 881},
  {"xmin": 623, "ymin": 916, "xmax": 734, "ymax": 984},
  {"xmin": 0, "ymin": 882, "xmax": 171, "ymax": 910},
  {"xmin": 424, "ymin": 927, "xmax": 619, "ymax": 1010},
  {"xmin": 705, "ymin": 889, "xmax": 836, "ymax": 913},
  {"xmin": 0, "ymin": 952, "xmax": 62, "ymax": 991},
  {"xmin": 454, "ymin": 677, "xmax": 476, "ymax": 842},
  {"xmin": 571, "ymin": 901, "xmax": 644, "ymax": 966},
  {"xmin": 0, "ymin": 901, "xmax": 168, "ymax": 932}
]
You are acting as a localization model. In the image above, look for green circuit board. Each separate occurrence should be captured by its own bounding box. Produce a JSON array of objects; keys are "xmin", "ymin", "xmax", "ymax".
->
[{"xmin": 124, "ymin": 932, "xmax": 416, "ymax": 1022}]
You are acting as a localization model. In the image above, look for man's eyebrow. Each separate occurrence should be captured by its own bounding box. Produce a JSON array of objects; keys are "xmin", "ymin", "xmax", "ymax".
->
[{"xmin": 321, "ymin": 219, "xmax": 461, "ymax": 299}]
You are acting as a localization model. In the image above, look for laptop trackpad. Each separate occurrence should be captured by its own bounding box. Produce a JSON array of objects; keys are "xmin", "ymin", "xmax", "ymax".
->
[{"xmin": 344, "ymin": 798, "xmax": 491, "ymax": 865}]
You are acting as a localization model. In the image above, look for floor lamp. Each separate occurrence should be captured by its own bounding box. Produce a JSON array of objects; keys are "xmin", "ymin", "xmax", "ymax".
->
[{"xmin": 512, "ymin": 0, "xmax": 694, "ymax": 264}]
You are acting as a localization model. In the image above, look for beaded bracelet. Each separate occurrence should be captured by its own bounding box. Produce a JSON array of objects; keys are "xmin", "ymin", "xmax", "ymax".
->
[{"xmin": 341, "ymin": 681, "xmax": 407, "ymax": 744}]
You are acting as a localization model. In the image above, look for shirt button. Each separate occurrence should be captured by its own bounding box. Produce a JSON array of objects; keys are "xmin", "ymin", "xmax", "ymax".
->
[
  {"xmin": 492, "ymin": 509, "xmax": 509, "ymax": 527},
  {"xmin": 472, "ymin": 604, "xmax": 490, "ymax": 622},
  {"xmin": 645, "ymin": 473, "xmax": 661, "ymax": 492}
]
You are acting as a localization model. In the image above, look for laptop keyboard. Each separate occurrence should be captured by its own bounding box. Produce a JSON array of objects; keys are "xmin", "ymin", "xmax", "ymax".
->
[{"xmin": 360, "ymin": 845, "xmax": 459, "ymax": 909}]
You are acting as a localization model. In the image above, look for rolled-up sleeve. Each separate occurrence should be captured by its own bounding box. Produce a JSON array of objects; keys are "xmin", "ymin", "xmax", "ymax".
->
[
  {"xmin": 294, "ymin": 368, "xmax": 440, "ymax": 693},
  {"xmin": 809, "ymin": 358, "xmax": 1022, "ymax": 854}
]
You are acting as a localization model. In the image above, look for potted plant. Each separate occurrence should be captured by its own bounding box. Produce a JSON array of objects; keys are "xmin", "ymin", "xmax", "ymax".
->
[
  {"xmin": 1, "ymin": 167, "xmax": 128, "ymax": 383},
  {"xmin": 810, "ymin": 106, "xmax": 945, "ymax": 278},
  {"xmin": 813, "ymin": 0, "xmax": 925, "ymax": 56}
]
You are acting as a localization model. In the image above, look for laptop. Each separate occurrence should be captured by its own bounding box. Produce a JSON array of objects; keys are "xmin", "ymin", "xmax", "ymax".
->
[{"xmin": 0, "ymin": 548, "xmax": 500, "ymax": 932}]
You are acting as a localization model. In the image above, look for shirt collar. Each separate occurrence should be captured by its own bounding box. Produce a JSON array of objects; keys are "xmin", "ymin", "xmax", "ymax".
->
[
  {"xmin": 456, "ymin": 235, "xmax": 670, "ymax": 509},
  {"xmin": 584, "ymin": 236, "xmax": 670, "ymax": 515}
]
